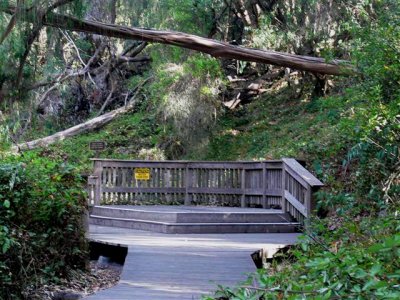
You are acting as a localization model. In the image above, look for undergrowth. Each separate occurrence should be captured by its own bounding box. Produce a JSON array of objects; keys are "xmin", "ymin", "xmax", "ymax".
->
[
  {"xmin": 205, "ymin": 215, "xmax": 400, "ymax": 300},
  {"xmin": 201, "ymin": 1, "xmax": 400, "ymax": 299},
  {"xmin": 0, "ymin": 153, "xmax": 88, "ymax": 299}
]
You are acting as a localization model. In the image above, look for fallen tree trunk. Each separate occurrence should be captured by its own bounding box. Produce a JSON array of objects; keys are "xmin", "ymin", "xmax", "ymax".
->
[
  {"xmin": 13, "ymin": 105, "xmax": 130, "ymax": 151},
  {"xmin": 13, "ymin": 77, "xmax": 153, "ymax": 152},
  {"xmin": 3, "ymin": 5, "xmax": 355, "ymax": 76}
]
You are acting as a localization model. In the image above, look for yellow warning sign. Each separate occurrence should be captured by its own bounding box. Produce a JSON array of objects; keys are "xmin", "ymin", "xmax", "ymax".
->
[{"xmin": 135, "ymin": 168, "xmax": 151, "ymax": 180}]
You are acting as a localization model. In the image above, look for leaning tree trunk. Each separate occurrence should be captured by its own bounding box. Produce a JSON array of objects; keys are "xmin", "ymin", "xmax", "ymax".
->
[{"xmin": 2, "ymin": 5, "xmax": 355, "ymax": 76}]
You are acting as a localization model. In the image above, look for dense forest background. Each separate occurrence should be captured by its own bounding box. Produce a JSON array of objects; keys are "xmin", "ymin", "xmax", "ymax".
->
[{"xmin": 0, "ymin": 0, "xmax": 399, "ymax": 299}]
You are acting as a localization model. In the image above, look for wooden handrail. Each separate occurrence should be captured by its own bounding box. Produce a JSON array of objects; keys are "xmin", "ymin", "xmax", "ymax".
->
[
  {"xmin": 282, "ymin": 158, "xmax": 323, "ymax": 222},
  {"xmin": 282, "ymin": 158, "xmax": 324, "ymax": 188},
  {"xmin": 88, "ymin": 159, "xmax": 323, "ymax": 222}
]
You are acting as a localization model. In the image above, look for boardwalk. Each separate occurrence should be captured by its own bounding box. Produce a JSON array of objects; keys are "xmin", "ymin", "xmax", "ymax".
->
[{"xmin": 86, "ymin": 225, "xmax": 299, "ymax": 300}]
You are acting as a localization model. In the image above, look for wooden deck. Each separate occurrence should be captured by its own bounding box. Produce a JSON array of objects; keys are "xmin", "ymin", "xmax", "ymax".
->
[
  {"xmin": 85, "ymin": 225, "xmax": 299, "ymax": 300},
  {"xmin": 88, "ymin": 158, "xmax": 324, "ymax": 225},
  {"xmin": 89, "ymin": 205, "xmax": 298, "ymax": 233}
]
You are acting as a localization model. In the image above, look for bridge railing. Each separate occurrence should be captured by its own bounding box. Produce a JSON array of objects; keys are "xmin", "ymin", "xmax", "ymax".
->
[{"xmin": 88, "ymin": 159, "xmax": 323, "ymax": 222}]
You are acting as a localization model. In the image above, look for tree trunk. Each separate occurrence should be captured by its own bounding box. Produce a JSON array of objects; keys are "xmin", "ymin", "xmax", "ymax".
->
[
  {"xmin": 13, "ymin": 104, "xmax": 131, "ymax": 151},
  {"xmin": 2, "ymin": 5, "xmax": 355, "ymax": 76},
  {"xmin": 13, "ymin": 76, "xmax": 152, "ymax": 151}
]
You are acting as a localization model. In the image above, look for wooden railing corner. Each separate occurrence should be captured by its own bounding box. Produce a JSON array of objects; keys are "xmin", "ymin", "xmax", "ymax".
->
[{"xmin": 281, "ymin": 158, "xmax": 324, "ymax": 221}]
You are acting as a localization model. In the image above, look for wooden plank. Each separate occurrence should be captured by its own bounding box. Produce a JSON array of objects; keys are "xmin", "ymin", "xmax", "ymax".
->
[
  {"xmin": 305, "ymin": 186, "xmax": 312, "ymax": 215},
  {"xmin": 282, "ymin": 168, "xmax": 287, "ymax": 212},
  {"xmin": 242, "ymin": 188, "xmax": 281, "ymax": 196},
  {"xmin": 187, "ymin": 162, "xmax": 245, "ymax": 169},
  {"xmin": 282, "ymin": 158, "xmax": 323, "ymax": 187},
  {"xmin": 184, "ymin": 167, "xmax": 192, "ymax": 205},
  {"xmin": 243, "ymin": 163, "xmax": 263, "ymax": 170},
  {"xmin": 187, "ymin": 187, "xmax": 243, "ymax": 195},
  {"xmin": 284, "ymin": 190, "xmax": 307, "ymax": 217},
  {"xmin": 241, "ymin": 169, "xmax": 246, "ymax": 207},
  {"xmin": 101, "ymin": 161, "xmax": 187, "ymax": 168},
  {"xmin": 243, "ymin": 188, "xmax": 262, "ymax": 196},
  {"xmin": 263, "ymin": 161, "xmax": 284, "ymax": 169},
  {"xmin": 103, "ymin": 187, "xmax": 185, "ymax": 193},
  {"xmin": 284, "ymin": 164, "xmax": 309, "ymax": 189},
  {"xmin": 262, "ymin": 162, "xmax": 267, "ymax": 208}
]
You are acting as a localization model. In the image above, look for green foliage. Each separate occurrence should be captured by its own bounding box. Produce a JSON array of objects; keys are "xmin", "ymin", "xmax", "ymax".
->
[
  {"xmin": 199, "ymin": 81, "xmax": 345, "ymax": 161},
  {"xmin": 351, "ymin": 0, "xmax": 400, "ymax": 102},
  {"xmin": 26, "ymin": 111, "xmax": 163, "ymax": 172},
  {"xmin": 0, "ymin": 153, "xmax": 87, "ymax": 299},
  {"xmin": 201, "ymin": 2, "xmax": 400, "ymax": 299},
  {"xmin": 252, "ymin": 0, "xmax": 358, "ymax": 55},
  {"xmin": 0, "ymin": 0, "xmax": 85, "ymax": 94},
  {"xmin": 205, "ymin": 215, "xmax": 400, "ymax": 300},
  {"xmin": 183, "ymin": 54, "xmax": 223, "ymax": 79},
  {"xmin": 199, "ymin": 0, "xmax": 400, "ymax": 214},
  {"xmin": 126, "ymin": 0, "xmax": 223, "ymax": 34}
]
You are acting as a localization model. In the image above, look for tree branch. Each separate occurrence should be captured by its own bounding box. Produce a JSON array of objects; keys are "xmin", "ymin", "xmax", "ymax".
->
[
  {"xmin": 16, "ymin": 25, "xmax": 42, "ymax": 88},
  {"xmin": 2, "ymin": 4, "xmax": 356, "ymax": 76},
  {"xmin": 96, "ymin": 79, "xmax": 116, "ymax": 117},
  {"xmin": 0, "ymin": 13, "xmax": 17, "ymax": 45},
  {"xmin": 122, "ymin": 41, "xmax": 148, "ymax": 57},
  {"xmin": 60, "ymin": 29, "xmax": 97, "ymax": 86}
]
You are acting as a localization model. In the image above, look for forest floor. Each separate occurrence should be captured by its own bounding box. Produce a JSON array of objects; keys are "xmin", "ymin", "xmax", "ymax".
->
[{"xmin": 29, "ymin": 261, "xmax": 122, "ymax": 300}]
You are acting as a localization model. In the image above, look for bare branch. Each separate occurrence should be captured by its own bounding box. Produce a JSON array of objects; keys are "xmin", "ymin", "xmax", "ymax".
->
[
  {"xmin": 0, "ymin": 13, "xmax": 17, "ymax": 45},
  {"xmin": 60, "ymin": 29, "xmax": 97, "ymax": 86},
  {"xmin": 122, "ymin": 41, "xmax": 148, "ymax": 57},
  {"xmin": 16, "ymin": 26, "xmax": 42, "ymax": 88},
  {"xmin": 96, "ymin": 79, "xmax": 116, "ymax": 117},
  {"xmin": 36, "ymin": 69, "xmax": 86, "ymax": 107},
  {"xmin": 115, "ymin": 55, "xmax": 151, "ymax": 68}
]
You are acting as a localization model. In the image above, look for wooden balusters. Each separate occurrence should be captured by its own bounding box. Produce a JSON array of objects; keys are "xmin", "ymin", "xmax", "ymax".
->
[{"xmin": 88, "ymin": 159, "xmax": 323, "ymax": 222}]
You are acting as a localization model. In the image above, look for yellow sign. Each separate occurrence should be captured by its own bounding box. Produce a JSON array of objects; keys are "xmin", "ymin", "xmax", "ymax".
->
[{"xmin": 135, "ymin": 168, "xmax": 151, "ymax": 180}]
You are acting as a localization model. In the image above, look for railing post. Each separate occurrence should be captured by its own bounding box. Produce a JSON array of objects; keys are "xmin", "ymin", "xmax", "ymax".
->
[
  {"xmin": 262, "ymin": 161, "xmax": 267, "ymax": 208},
  {"xmin": 87, "ymin": 175, "xmax": 96, "ymax": 206},
  {"xmin": 184, "ymin": 163, "xmax": 193, "ymax": 206},
  {"xmin": 305, "ymin": 184, "xmax": 312, "ymax": 216},
  {"xmin": 241, "ymin": 165, "xmax": 246, "ymax": 207},
  {"xmin": 281, "ymin": 161, "xmax": 287, "ymax": 213},
  {"xmin": 93, "ymin": 160, "xmax": 103, "ymax": 206},
  {"xmin": 165, "ymin": 169, "xmax": 171, "ymax": 203}
]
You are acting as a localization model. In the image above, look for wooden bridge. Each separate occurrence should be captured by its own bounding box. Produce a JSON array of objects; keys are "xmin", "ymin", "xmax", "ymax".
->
[{"xmin": 88, "ymin": 158, "xmax": 323, "ymax": 233}]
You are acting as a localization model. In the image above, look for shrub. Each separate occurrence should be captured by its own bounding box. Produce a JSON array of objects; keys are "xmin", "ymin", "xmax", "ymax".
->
[
  {"xmin": 0, "ymin": 153, "xmax": 88, "ymax": 299},
  {"xmin": 206, "ymin": 215, "xmax": 400, "ymax": 300}
]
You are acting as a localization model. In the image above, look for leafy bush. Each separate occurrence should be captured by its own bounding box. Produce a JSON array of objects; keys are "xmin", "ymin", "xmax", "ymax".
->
[
  {"xmin": 183, "ymin": 54, "xmax": 223, "ymax": 79},
  {"xmin": 203, "ymin": 1, "xmax": 400, "ymax": 299},
  {"xmin": 206, "ymin": 215, "xmax": 400, "ymax": 300},
  {"xmin": 0, "ymin": 153, "xmax": 88, "ymax": 299}
]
